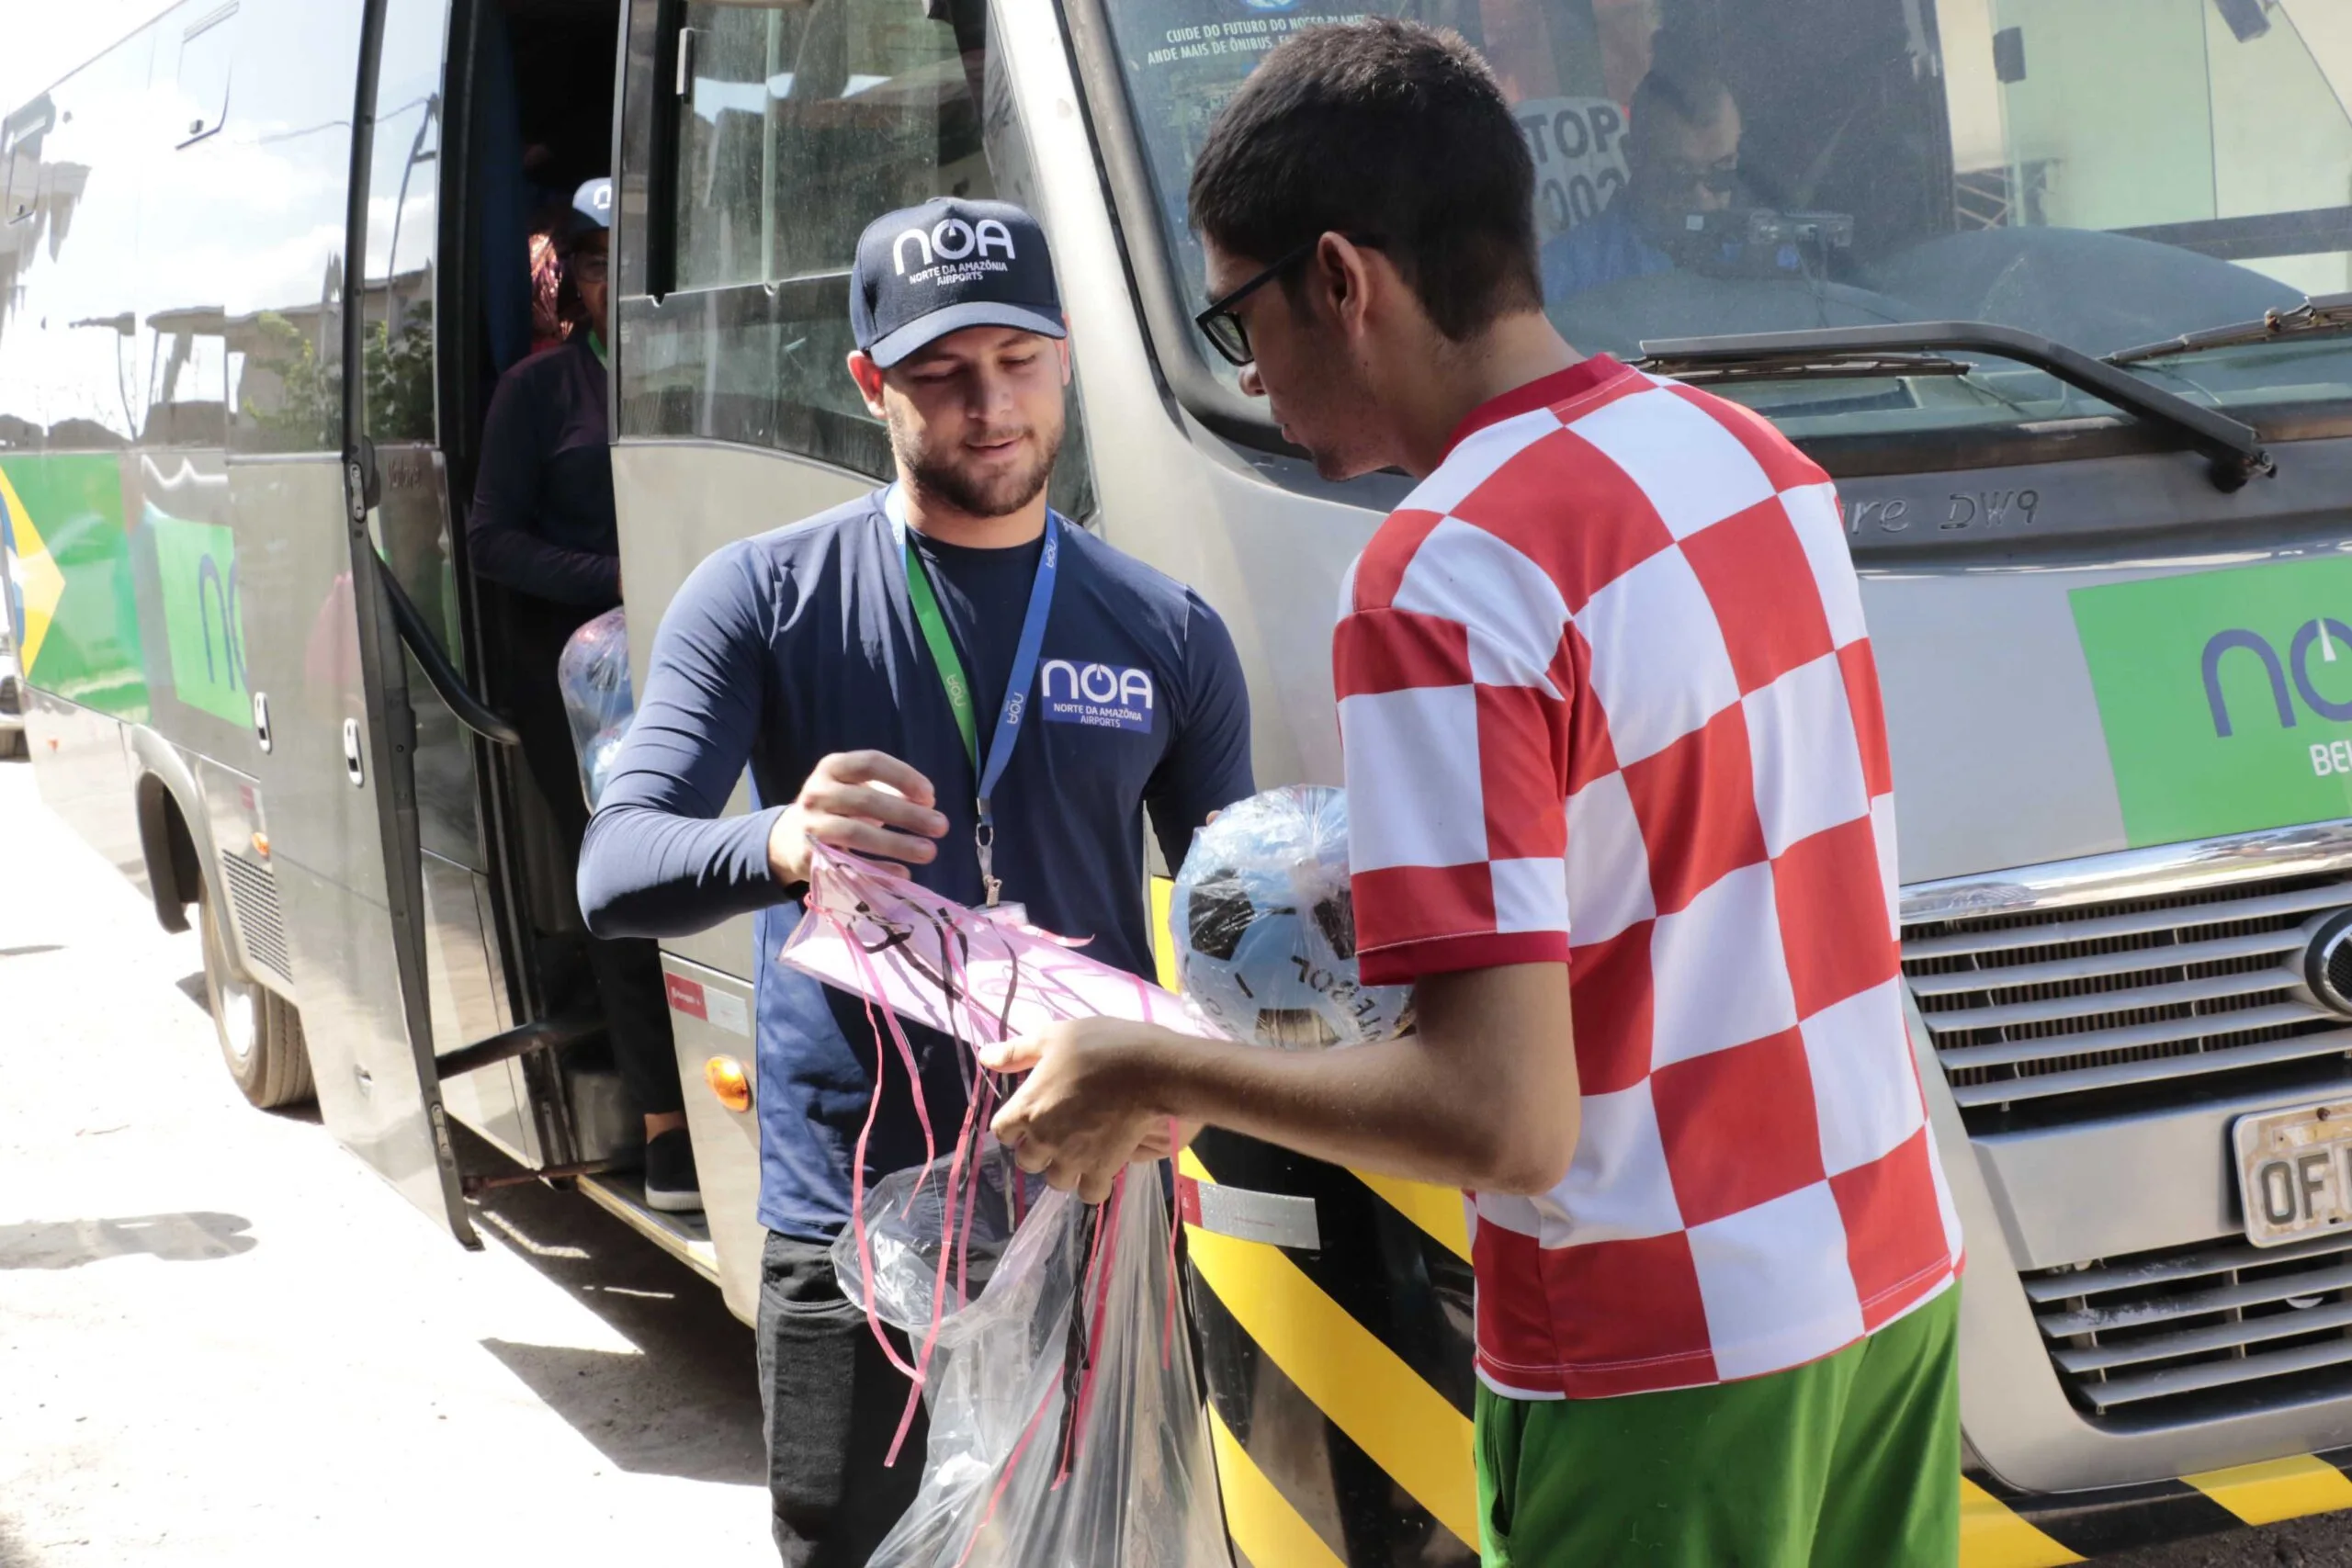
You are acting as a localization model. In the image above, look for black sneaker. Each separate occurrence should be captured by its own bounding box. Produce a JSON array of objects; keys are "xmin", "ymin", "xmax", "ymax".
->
[{"xmin": 644, "ymin": 1128, "xmax": 703, "ymax": 1213}]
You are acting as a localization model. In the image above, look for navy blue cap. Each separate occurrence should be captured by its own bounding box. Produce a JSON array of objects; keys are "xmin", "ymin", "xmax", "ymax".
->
[
  {"xmin": 850, "ymin": 198, "xmax": 1064, "ymax": 368},
  {"xmin": 572, "ymin": 177, "xmax": 613, "ymax": 231}
]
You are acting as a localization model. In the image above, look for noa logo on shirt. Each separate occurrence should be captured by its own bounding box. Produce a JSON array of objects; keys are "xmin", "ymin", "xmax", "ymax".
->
[
  {"xmin": 1041, "ymin": 659, "xmax": 1154, "ymax": 734},
  {"xmin": 893, "ymin": 217, "xmax": 1018, "ymax": 276}
]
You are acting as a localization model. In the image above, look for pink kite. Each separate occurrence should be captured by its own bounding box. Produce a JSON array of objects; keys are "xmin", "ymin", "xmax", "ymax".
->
[
  {"xmin": 779, "ymin": 845, "xmax": 1207, "ymax": 1430},
  {"xmin": 781, "ymin": 841, "xmax": 1217, "ymax": 1047}
]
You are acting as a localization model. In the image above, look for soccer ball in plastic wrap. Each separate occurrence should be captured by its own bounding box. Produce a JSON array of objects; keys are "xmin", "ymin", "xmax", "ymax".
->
[
  {"xmin": 1170, "ymin": 784, "xmax": 1413, "ymax": 1048},
  {"xmin": 582, "ymin": 722, "xmax": 629, "ymax": 810},
  {"xmin": 558, "ymin": 607, "xmax": 635, "ymax": 810}
]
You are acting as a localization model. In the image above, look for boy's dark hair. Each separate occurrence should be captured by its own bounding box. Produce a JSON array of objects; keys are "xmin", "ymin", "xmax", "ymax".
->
[{"xmin": 1187, "ymin": 18, "xmax": 1543, "ymax": 343}]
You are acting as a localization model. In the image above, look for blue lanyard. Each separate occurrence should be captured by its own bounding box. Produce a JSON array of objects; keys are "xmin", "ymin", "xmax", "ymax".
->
[{"xmin": 886, "ymin": 485, "xmax": 1062, "ymax": 906}]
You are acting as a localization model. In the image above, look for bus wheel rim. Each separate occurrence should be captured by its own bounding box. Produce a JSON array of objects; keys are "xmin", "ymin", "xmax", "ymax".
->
[{"xmin": 221, "ymin": 975, "xmax": 257, "ymax": 1066}]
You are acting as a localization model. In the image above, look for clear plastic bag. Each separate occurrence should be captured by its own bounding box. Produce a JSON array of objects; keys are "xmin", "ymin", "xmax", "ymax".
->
[
  {"xmin": 555, "ymin": 606, "xmax": 633, "ymax": 809},
  {"xmin": 784, "ymin": 846, "xmax": 1227, "ymax": 1567},
  {"xmin": 1171, "ymin": 783, "xmax": 1413, "ymax": 1048},
  {"xmin": 833, "ymin": 1136, "xmax": 1043, "ymax": 1332},
  {"xmin": 843, "ymin": 1154, "xmax": 1228, "ymax": 1568}
]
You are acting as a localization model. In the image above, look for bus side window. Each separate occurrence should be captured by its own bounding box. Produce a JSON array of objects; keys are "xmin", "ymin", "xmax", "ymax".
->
[
  {"xmin": 622, "ymin": 0, "xmax": 998, "ymax": 479},
  {"xmin": 217, "ymin": 3, "xmax": 367, "ymax": 455},
  {"xmin": 174, "ymin": 4, "xmax": 237, "ymax": 148},
  {"xmin": 142, "ymin": 6, "xmax": 246, "ymax": 451},
  {"xmin": 11, "ymin": 38, "xmax": 153, "ymax": 454},
  {"xmin": 2, "ymin": 99, "xmax": 51, "ymax": 227},
  {"xmin": 356, "ymin": 0, "xmax": 445, "ymax": 447},
  {"xmin": 673, "ymin": 0, "xmax": 992, "ymax": 291}
]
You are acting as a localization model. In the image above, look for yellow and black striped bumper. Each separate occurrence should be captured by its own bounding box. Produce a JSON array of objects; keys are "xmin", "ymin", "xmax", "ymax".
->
[
  {"xmin": 1962, "ymin": 1453, "xmax": 2352, "ymax": 1564},
  {"xmin": 1149, "ymin": 878, "xmax": 2352, "ymax": 1565},
  {"xmin": 1178, "ymin": 1135, "xmax": 2352, "ymax": 1566},
  {"xmin": 1182, "ymin": 1131, "xmax": 1482, "ymax": 1565}
]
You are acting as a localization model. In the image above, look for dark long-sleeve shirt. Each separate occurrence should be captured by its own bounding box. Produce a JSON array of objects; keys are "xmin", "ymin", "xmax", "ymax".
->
[
  {"xmin": 578, "ymin": 491, "xmax": 1254, "ymax": 1239},
  {"xmin": 467, "ymin": 333, "xmax": 621, "ymax": 607}
]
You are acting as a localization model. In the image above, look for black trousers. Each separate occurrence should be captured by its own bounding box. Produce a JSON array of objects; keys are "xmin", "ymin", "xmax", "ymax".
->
[
  {"xmin": 507, "ymin": 596, "xmax": 683, "ymax": 1119},
  {"xmin": 758, "ymin": 1230, "xmax": 930, "ymax": 1565}
]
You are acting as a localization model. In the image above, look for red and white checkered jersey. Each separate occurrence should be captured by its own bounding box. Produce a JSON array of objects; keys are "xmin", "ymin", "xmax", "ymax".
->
[{"xmin": 1335, "ymin": 355, "xmax": 1961, "ymax": 1400}]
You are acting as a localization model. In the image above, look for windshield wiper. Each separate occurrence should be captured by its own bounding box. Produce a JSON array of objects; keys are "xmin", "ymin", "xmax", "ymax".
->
[
  {"xmin": 2107, "ymin": 293, "xmax": 2352, "ymax": 367},
  {"xmin": 1638, "ymin": 320, "xmax": 2273, "ymax": 492},
  {"xmin": 1640, "ymin": 350, "xmax": 1976, "ymax": 384}
]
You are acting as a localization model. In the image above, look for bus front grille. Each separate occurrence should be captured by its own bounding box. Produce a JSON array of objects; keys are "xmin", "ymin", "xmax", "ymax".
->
[
  {"xmin": 2029, "ymin": 1231, "xmax": 2352, "ymax": 1426},
  {"xmin": 1903, "ymin": 873, "xmax": 2352, "ymax": 1132},
  {"xmin": 221, "ymin": 850, "xmax": 291, "ymax": 985}
]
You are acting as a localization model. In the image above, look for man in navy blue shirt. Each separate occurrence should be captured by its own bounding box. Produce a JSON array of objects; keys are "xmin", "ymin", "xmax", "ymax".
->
[
  {"xmin": 576, "ymin": 197, "xmax": 1253, "ymax": 1564},
  {"xmin": 1540, "ymin": 39, "xmax": 1742, "ymax": 301}
]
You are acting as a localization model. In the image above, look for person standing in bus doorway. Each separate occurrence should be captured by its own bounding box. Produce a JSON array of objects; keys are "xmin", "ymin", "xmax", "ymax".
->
[
  {"xmin": 978, "ymin": 23, "xmax": 1964, "ymax": 1568},
  {"xmin": 574, "ymin": 197, "xmax": 1253, "ymax": 1565},
  {"xmin": 468, "ymin": 177, "xmax": 700, "ymax": 1213}
]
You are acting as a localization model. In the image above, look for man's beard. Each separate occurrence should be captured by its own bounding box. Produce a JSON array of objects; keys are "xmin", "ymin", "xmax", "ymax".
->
[{"xmin": 890, "ymin": 411, "xmax": 1065, "ymax": 520}]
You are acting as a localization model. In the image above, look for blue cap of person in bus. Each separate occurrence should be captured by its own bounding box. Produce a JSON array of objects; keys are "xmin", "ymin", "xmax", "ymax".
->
[
  {"xmin": 850, "ymin": 197, "xmax": 1065, "ymax": 368},
  {"xmin": 572, "ymin": 177, "xmax": 613, "ymax": 232}
]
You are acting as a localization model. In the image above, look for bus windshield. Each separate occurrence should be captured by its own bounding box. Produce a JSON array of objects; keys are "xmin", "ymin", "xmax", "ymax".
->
[{"xmin": 1099, "ymin": 0, "xmax": 2352, "ymax": 441}]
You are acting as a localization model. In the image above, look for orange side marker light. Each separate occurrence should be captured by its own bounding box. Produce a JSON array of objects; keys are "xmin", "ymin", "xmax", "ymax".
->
[{"xmin": 705, "ymin": 1055, "xmax": 753, "ymax": 1112}]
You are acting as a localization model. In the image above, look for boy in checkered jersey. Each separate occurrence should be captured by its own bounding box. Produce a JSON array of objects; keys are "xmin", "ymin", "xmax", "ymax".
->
[{"xmin": 980, "ymin": 18, "xmax": 1962, "ymax": 1563}]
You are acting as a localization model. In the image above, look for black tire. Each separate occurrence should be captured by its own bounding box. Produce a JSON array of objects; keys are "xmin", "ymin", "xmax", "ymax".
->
[
  {"xmin": 198, "ymin": 879, "xmax": 314, "ymax": 1108},
  {"xmin": 0, "ymin": 728, "xmax": 25, "ymax": 760}
]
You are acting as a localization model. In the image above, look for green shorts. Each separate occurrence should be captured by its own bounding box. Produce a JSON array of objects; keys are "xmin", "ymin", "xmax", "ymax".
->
[{"xmin": 1476, "ymin": 1286, "xmax": 1961, "ymax": 1567}]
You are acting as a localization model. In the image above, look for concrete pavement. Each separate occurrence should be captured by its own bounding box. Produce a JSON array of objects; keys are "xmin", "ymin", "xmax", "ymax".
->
[{"xmin": 0, "ymin": 757, "xmax": 770, "ymax": 1566}]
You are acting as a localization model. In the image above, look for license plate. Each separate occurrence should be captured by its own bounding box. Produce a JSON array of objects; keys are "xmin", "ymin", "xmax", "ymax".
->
[{"xmin": 2234, "ymin": 1099, "xmax": 2352, "ymax": 1247}]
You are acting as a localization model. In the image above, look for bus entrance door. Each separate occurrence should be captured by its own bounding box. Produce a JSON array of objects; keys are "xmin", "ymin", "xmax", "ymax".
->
[{"xmin": 270, "ymin": 0, "xmax": 479, "ymax": 1249}]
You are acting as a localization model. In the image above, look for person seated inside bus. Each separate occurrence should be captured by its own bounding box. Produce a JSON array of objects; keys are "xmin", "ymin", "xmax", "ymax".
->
[
  {"xmin": 1539, "ymin": 30, "xmax": 1740, "ymax": 300},
  {"xmin": 468, "ymin": 177, "xmax": 700, "ymax": 1214}
]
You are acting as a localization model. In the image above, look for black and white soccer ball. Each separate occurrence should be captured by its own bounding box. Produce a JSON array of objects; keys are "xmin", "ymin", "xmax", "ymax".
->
[{"xmin": 1171, "ymin": 785, "xmax": 1412, "ymax": 1049}]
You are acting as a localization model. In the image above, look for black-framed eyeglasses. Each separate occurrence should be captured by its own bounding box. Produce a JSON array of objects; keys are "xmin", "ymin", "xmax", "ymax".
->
[
  {"xmin": 1657, "ymin": 156, "xmax": 1741, "ymax": 199},
  {"xmin": 1193, "ymin": 232, "xmax": 1383, "ymax": 368}
]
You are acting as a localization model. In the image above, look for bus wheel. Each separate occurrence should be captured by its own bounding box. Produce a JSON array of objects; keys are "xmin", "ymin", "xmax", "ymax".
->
[{"xmin": 198, "ymin": 879, "xmax": 314, "ymax": 1109}]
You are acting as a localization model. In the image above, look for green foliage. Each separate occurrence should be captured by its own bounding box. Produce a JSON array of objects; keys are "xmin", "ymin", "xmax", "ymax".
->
[
  {"xmin": 240, "ymin": 299, "xmax": 435, "ymax": 449},
  {"xmin": 367, "ymin": 302, "xmax": 435, "ymax": 442},
  {"xmin": 242, "ymin": 311, "xmax": 338, "ymax": 451}
]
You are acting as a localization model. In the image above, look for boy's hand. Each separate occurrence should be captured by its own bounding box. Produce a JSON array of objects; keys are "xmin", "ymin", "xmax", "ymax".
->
[
  {"xmin": 766, "ymin": 750, "xmax": 946, "ymax": 885},
  {"xmin": 982, "ymin": 1020, "xmax": 1175, "ymax": 1203}
]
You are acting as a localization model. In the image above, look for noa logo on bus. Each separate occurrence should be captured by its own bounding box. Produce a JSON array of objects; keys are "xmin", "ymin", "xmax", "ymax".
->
[
  {"xmin": 2074, "ymin": 559, "xmax": 2352, "ymax": 849},
  {"xmin": 2204, "ymin": 619, "xmax": 2352, "ymax": 735},
  {"xmin": 150, "ymin": 510, "xmax": 250, "ymax": 729},
  {"xmin": 894, "ymin": 218, "xmax": 1018, "ymax": 276}
]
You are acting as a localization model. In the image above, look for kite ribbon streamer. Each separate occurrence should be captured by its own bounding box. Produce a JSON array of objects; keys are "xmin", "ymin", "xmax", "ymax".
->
[{"xmin": 788, "ymin": 845, "xmax": 1227, "ymax": 1563}]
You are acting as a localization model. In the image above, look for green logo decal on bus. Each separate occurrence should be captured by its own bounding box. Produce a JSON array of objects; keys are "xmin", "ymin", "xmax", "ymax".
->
[
  {"xmin": 0, "ymin": 454, "xmax": 150, "ymax": 722},
  {"xmin": 149, "ymin": 510, "xmax": 248, "ymax": 728},
  {"xmin": 2073, "ymin": 558, "xmax": 2352, "ymax": 848}
]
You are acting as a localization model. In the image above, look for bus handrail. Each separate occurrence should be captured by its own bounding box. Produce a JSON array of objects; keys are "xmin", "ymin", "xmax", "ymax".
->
[{"xmin": 371, "ymin": 554, "xmax": 523, "ymax": 749}]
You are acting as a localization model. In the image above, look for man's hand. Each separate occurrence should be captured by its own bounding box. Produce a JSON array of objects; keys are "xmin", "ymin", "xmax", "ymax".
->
[
  {"xmin": 983, "ymin": 964, "xmax": 1578, "ymax": 1201},
  {"xmin": 980, "ymin": 1020, "xmax": 1182, "ymax": 1203},
  {"xmin": 1134, "ymin": 1116, "xmax": 1204, "ymax": 1161},
  {"xmin": 766, "ymin": 750, "xmax": 948, "ymax": 886}
]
